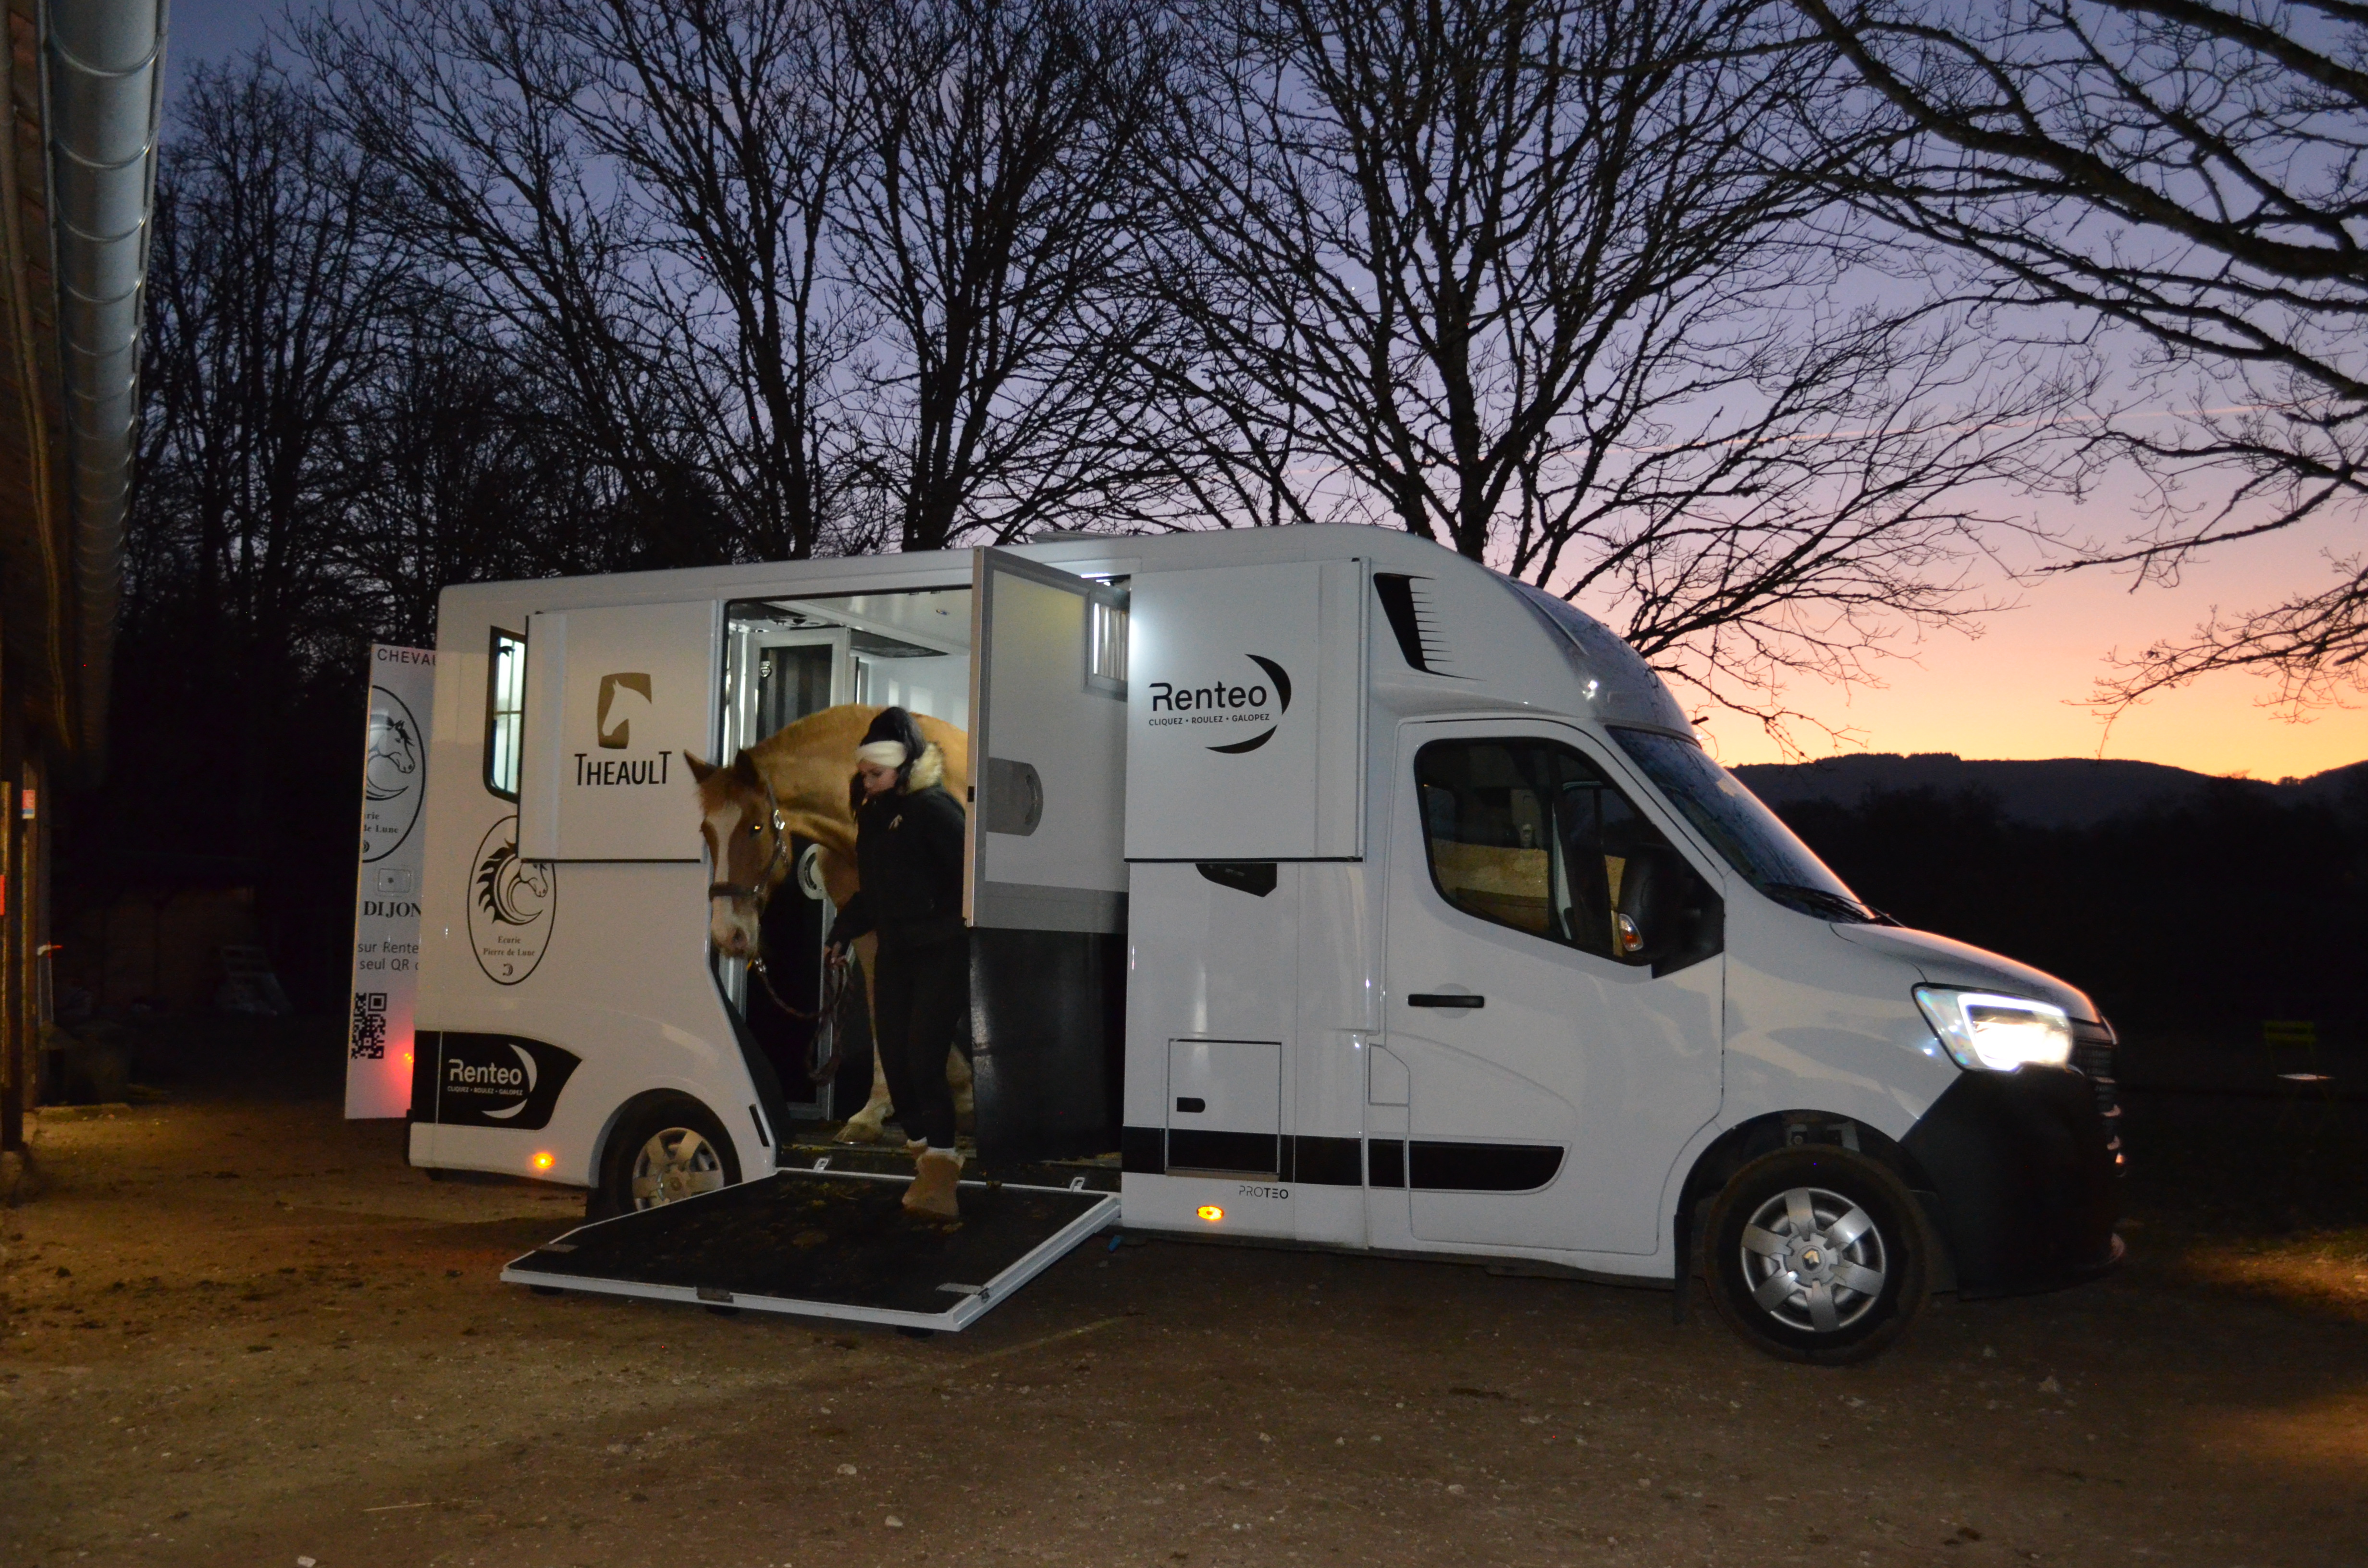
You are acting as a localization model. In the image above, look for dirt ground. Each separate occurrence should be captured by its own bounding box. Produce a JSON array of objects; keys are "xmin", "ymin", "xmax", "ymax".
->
[{"xmin": 2, "ymin": 1070, "xmax": 2364, "ymax": 1568}]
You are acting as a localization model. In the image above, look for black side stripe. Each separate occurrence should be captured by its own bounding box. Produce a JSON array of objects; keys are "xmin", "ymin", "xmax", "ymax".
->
[{"xmin": 1119, "ymin": 1130, "xmax": 1562, "ymax": 1193}]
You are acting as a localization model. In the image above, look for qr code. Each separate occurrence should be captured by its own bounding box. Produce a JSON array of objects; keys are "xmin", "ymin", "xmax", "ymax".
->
[{"xmin": 351, "ymin": 991, "xmax": 388, "ymax": 1059}]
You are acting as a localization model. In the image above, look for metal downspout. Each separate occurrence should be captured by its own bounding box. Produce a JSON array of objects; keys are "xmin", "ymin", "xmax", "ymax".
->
[{"xmin": 46, "ymin": 0, "xmax": 165, "ymax": 770}]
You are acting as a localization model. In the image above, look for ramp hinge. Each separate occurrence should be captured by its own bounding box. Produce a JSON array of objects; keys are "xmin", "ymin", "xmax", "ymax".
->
[
  {"xmin": 812, "ymin": 1156, "xmax": 832, "ymax": 1171},
  {"xmin": 696, "ymin": 1286, "xmax": 734, "ymax": 1304},
  {"xmin": 1069, "ymin": 1176, "xmax": 1087, "ymax": 1190}
]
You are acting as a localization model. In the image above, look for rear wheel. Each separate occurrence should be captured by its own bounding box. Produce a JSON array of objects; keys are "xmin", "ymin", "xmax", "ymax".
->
[
  {"xmin": 1703, "ymin": 1146, "xmax": 1929, "ymax": 1365},
  {"xmin": 590, "ymin": 1095, "xmax": 741, "ymax": 1219}
]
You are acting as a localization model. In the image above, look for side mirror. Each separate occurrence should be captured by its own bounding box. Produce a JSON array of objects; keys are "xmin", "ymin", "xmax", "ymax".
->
[{"xmin": 1614, "ymin": 845, "xmax": 1684, "ymax": 965}]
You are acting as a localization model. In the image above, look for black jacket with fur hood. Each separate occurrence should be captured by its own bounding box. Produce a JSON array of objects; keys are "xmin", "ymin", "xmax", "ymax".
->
[{"xmin": 828, "ymin": 741, "xmax": 966, "ymax": 951}]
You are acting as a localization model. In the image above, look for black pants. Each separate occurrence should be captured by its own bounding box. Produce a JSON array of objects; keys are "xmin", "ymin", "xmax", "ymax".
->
[{"xmin": 871, "ymin": 935, "xmax": 966, "ymax": 1150}]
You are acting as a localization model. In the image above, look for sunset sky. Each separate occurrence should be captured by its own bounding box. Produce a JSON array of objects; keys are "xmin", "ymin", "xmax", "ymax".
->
[
  {"xmin": 166, "ymin": 2, "xmax": 2368, "ymax": 783},
  {"xmin": 1692, "ymin": 495, "xmax": 2368, "ymax": 780}
]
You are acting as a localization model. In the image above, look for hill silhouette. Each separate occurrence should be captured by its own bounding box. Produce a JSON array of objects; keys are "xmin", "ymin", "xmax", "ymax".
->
[
  {"xmin": 1743, "ymin": 752, "xmax": 2368, "ymax": 1065},
  {"xmin": 1734, "ymin": 752, "xmax": 2368, "ymax": 829}
]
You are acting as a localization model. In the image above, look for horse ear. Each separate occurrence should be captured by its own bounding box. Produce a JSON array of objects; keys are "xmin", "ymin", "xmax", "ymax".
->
[
  {"xmin": 685, "ymin": 753, "xmax": 718, "ymax": 784},
  {"xmin": 730, "ymin": 749, "xmax": 764, "ymax": 789}
]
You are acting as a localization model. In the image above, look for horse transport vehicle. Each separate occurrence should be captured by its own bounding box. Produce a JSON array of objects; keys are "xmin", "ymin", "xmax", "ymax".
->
[{"xmin": 403, "ymin": 526, "xmax": 2120, "ymax": 1361}]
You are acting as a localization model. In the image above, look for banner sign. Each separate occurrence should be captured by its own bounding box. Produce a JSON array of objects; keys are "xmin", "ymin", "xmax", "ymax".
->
[{"xmin": 346, "ymin": 645, "xmax": 436, "ymax": 1118}]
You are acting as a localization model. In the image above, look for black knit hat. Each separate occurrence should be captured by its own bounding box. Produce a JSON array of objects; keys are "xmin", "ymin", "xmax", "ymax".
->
[
  {"xmin": 851, "ymin": 706, "xmax": 929, "ymax": 810},
  {"xmin": 862, "ymin": 706, "xmax": 927, "ymax": 759}
]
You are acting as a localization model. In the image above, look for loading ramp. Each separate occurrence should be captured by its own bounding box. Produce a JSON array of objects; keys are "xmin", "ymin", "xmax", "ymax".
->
[{"xmin": 501, "ymin": 1155, "xmax": 1120, "ymax": 1332}]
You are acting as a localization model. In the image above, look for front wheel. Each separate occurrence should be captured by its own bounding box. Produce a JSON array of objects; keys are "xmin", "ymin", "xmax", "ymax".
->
[
  {"xmin": 1702, "ymin": 1146, "xmax": 1930, "ymax": 1365},
  {"xmin": 590, "ymin": 1094, "xmax": 741, "ymax": 1219}
]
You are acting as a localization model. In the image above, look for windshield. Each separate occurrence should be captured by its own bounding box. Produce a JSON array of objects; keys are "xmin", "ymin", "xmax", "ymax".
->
[{"xmin": 1606, "ymin": 727, "xmax": 1878, "ymax": 922}]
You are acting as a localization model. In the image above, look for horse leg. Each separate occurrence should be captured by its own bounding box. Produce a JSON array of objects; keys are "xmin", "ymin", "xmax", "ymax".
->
[
  {"xmin": 834, "ymin": 1054, "xmax": 896, "ymax": 1145},
  {"xmin": 947, "ymin": 1044, "xmax": 974, "ymax": 1130},
  {"xmin": 834, "ymin": 932, "xmax": 896, "ymax": 1145}
]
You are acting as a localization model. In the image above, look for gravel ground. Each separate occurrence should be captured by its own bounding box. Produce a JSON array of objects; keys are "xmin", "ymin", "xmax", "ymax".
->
[{"xmin": 1, "ymin": 1084, "xmax": 2362, "ymax": 1568}]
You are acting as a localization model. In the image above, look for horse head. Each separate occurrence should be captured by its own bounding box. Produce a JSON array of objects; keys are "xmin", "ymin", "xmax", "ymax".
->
[
  {"xmin": 688, "ymin": 749, "xmax": 792, "ymax": 959},
  {"xmin": 689, "ymin": 705, "xmax": 970, "ymax": 960}
]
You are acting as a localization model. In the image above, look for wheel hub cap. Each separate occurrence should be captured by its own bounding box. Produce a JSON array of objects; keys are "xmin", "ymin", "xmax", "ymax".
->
[
  {"xmin": 1738, "ymin": 1184, "xmax": 1888, "ymax": 1335},
  {"xmin": 629, "ymin": 1127, "xmax": 725, "ymax": 1211}
]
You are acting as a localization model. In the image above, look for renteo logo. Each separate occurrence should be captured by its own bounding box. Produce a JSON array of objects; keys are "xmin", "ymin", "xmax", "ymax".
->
[
  {"xmin": 1146, "ymin": 655, "xmax": 1293, "ymax": 754},
  {"xmin": 447, "ymin": 1059, "xmax": 525, "ymax": 1088}
]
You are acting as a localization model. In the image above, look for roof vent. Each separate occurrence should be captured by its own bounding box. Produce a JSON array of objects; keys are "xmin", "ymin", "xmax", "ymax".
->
[{"xmin": 1374, "ymin": 573, "xmax": 1458, "ymax": 676}]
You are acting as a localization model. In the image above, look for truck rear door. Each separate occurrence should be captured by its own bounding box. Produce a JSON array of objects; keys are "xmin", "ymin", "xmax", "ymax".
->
[
  {"xmin": 964, "ymin": 550, "xmax": 1131, "ymax": 1163},
  {"xmin": 966, "ymin": 549, "xmax": 1130, "ymax": 932}
]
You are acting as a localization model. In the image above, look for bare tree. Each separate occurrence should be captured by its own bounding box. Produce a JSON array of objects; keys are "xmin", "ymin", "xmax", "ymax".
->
[
  {"xmin": 133, "ymin": 59, "xmax": 414, "ymax": 811},
  {"xmin": 1792, "ymin": 0, "xmax": 2368, "ymax": 708},
  {"xmin": 301, "ymin": 0, "xmax": 868, "ymax": 563},
  {"xmin": 1147, "ymin": 0, "xmax": 2071, "ymax": 736},
  {"xmin": 833, "ymin": 0, "xmax": 1184, "ymax": 549},
  {"xmin": 335, "ymin": 315, "xmax": 628, "ymax": 646}
]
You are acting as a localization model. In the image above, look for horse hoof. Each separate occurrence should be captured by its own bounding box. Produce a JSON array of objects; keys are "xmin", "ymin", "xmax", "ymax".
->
[{"xmin": 835, "ymin": 1121, "xmax": 883, "ymax": 1145}]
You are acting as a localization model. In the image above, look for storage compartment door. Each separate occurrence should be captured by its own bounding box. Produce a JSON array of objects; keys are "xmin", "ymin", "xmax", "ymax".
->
[
  {"xmin": 1124, "ymin": 558, "xmax": 1366, "ymax": 862},
  {"xmin": 1165, "ymin": 1038, "xmax": 1283, "ymax": 1177},
  {"xmin": 518, "ymin": 600, "xmax": 722, "ymax": 862},
  {"xmin": 966, "ymin": 551, "xmax": 1128, "ymax": 932}
]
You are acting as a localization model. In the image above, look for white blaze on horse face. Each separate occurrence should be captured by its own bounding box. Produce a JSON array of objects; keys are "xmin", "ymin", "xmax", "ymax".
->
[{"xmin": 703, "ymin": 798, "xmax": 763, "ymax": 957}]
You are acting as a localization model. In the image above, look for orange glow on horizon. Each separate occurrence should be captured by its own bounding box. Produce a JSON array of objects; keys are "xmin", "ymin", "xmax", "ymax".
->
[{"xmin": 1687, "ymin": 502, "xmax": 2368, "ymax": 779}]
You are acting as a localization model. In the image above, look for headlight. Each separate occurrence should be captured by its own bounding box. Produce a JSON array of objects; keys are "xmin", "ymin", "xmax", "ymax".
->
[{"xmin": 1914, "ymin": 986, "xmax": 2073, "ymax": 1072}]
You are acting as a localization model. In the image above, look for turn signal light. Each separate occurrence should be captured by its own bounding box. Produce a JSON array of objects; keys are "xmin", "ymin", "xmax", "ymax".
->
[
  {"xmin": 1196, "ymin": 1204, "xmax": 1224, "ymax": 1223},
  {"xmin": 532, "ymin": 1151, "xmax": 555, "ymax": 1172}
]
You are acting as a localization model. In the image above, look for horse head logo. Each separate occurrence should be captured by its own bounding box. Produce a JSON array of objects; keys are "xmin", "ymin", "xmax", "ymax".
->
[
  {"xmin": 597, "ymin": 673, "xmax": 653, "ymax": 749},
  {"xmin": 364, "ymin": 709, "xmax": 421, "ymax": 802},
  {"xmin": 467, "ymin": 816, "xmax": 558, "ymax": 986},
  {"xmin": 476, "ymin": 839, "xmax": 553, "ymax": 927}
]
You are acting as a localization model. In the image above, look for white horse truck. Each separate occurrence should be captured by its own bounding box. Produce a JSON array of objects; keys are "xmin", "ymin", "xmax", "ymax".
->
[{"xmin": 404, "ymin": 526, "xmax": 2119, "ymax": 1361}]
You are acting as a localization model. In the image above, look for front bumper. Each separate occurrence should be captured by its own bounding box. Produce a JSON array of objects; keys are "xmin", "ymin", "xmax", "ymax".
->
[{"xmin": 1901, "ymin": 1064, "xmax": 2120, "ymax": 1297}]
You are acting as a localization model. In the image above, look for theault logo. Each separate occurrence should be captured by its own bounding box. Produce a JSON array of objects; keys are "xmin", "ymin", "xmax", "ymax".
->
[{"xmin": 596, "ymin": 672, "xmax": 653, "ymax": 749}]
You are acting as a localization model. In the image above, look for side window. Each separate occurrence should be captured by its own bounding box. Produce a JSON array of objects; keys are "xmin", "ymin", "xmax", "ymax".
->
[
  {"xmin": 484, "ymin": 628, "xmax": 526, "ymax": 800},
  {"xmin": 1414, "ymin": 737, "xmax": 1717, "ymax": 967}
]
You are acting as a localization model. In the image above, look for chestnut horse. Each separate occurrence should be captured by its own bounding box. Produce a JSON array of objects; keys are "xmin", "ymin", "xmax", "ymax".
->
[{"xmin": 688, "ymin": 705, "xmax": 974, "ymax": 1144}]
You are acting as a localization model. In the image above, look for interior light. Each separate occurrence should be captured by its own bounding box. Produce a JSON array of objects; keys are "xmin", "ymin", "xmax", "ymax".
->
[
  {"xmin": 1914, "ymin": 987, "xmax": 2074, "ymax": 1072},
  {"xmin": 1196, "ymin": 1204, "xmax": 1224, "ymax": 1223},
  {"xmin": 532, "ymin": 1151, "xmax": 555, "ymax": 1172}
]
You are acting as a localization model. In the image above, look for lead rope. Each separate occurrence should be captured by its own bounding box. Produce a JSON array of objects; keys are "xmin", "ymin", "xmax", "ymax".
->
[{"xmin": 739, "ymin": 776, "xmax": 860, "ymax": 1088}]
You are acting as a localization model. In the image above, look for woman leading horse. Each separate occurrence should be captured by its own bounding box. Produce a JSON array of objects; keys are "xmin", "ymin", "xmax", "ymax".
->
[{"xmin": 823, "ymin": 707, "xmax": 969, "ymax": 1219}]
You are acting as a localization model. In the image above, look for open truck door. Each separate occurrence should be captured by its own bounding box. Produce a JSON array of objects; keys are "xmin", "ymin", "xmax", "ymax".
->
[
  {"xmin": 497, "ymin": 572, "xmax": 1123, "ymax": 1333},
  {"xmin": 965, "ymin": 548, "xmax": 1131, "ymax": 1164}
]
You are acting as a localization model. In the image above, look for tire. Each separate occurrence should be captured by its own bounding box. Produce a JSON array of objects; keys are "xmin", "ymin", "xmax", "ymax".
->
[
  {"xmin": 1702, "ymin": 1146, "xmax": 1929, "ymax": 1365},
  {"xmin": 590, "ymin": 1094, "xmax": 742, "ymax": 1219}
]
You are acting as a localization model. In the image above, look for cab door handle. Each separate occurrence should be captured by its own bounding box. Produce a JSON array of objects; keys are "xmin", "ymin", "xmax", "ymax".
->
[{"xmin": 1408, "ymin": 993, "xmax": 1485, "ymax": 1010}]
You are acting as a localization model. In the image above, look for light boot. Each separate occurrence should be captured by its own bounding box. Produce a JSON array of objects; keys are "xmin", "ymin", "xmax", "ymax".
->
[{"xmin": 903, "ymin": 1149, "xmax": 962, "ymax": 1219}]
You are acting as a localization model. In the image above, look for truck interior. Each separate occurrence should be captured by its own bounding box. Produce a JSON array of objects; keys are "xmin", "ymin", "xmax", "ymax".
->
[{"xmin": 715, "ymin": 588, "xmax": 974, "ymax": 1119}]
